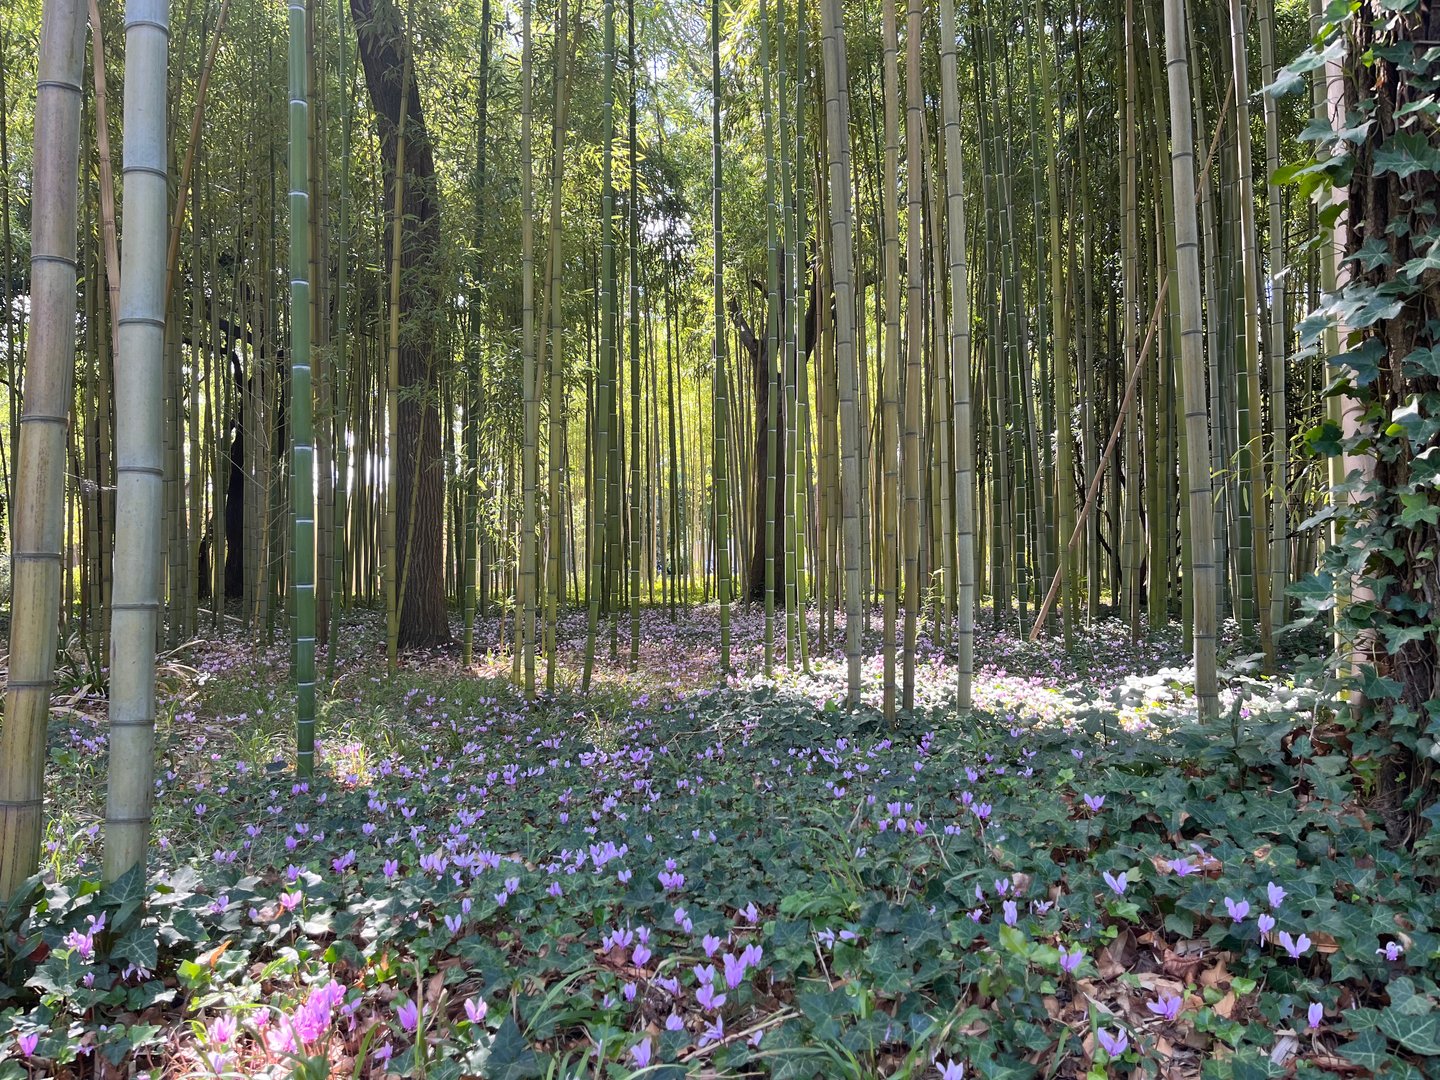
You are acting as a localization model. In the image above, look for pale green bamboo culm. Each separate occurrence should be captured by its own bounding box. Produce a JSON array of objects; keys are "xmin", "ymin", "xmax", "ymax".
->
[
  {"xmin": 820, "ymin": 0, "xmax": 864, "ymax": 706},
  {"xmin": 937, "ymin": 0, "xmax": 975, "ymax": 713},
  {"xmin": 711, "ymin": 0, "xmax": 732, "ymax": 677},
  {"xmin": 0, "ymin": 0, "xmax": 86, "ymax": 898},
  {"xmin": 104, "ymin": 0, "xmax": 169, "ymax": 882},
  {"xmin": 287, "ymin": 0, "xmax": 317, "ymax": 776},
  {"xmin": 518, "ymin": 0, "xmax": 538, "ymax": 697},
  {"xmin": 1162, "ymin": 0, "xmax": 1219, "ymax": 718}
]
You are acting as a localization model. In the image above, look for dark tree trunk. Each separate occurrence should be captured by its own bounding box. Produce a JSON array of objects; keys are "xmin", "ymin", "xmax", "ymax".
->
[
  {"xmin": 351, "ymin": 0, "xmax": 451, "ymax": 648},
  {"xmin": 1342, "ymin": 0, "xmax": 1440, "ymax": 845},
  {"xmin": 730, "ymin": 278, "xmax": 818, "ymax": 603}
]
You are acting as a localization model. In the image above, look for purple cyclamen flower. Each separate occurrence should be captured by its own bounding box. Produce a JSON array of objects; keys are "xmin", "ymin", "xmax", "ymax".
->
[
  {"xmin": 972, "ymin": 803, "xmax": 992, "ymax": 822},
  {"xmin": 665, "ymin": 1013, "xmax": 685, "ymax": 1031},
  {"xmin": 208, "ymin": 1015, "xmax": 238, "ymax": 1046},
  {"xmin": 937, "ymin": 1060, "xmax": 965, "ymax": 1080},
  {"xmin": 465, "ymin": 997, "xmax": 488, "ymax": 1024},
  {"xmin": 1277, "ymin": 931, "xmax": 1311, "ymax": 959},
  {"xmin": 632, "ymin": 943, "xmax": 653, "ymax": 967},
  {"xmin": 702, "ymin": 933, "xmax": 722, "ymax": 957},
  {"xmin": 1147, "ymin": 993, "xmax": 1182, "ymax": 1022},
  {"xmin": 1257, "ymin": 913, "xmax": 1275, "ymax": 941},
  {"xmin": 722, "ymin": 952, "xmax": 747, "ymax": 989},
  {"xmin": 1377, "ymin": 941, "xmax": 1404, "ymax": 962},
  {"xmin": 629, "ymin": 1037, "xmax": 652, "ymax": 1069},
  {"xmin": 1101, "ymin": 870, "xmax": 1127, "ymax": 896},
  {"xmin": 396, "ymin": 998, "xmax": 419, "ymax": 1033},
  {"xmin": 1003, "ymin": 900, "xmax": 1018, "ymax": 927},
  {"xmin": 1307, "ymin": 1002, "xmax": 1323, "ymax": 1030},
  {"xmin": 1266, "ymin": 882, "xmax": 1286, "ymax": 909},
  {"xmin": 1225, "ymin": 897, "xmax": 1250, "ymax": 923},
  {"xmin": 17, "ymin": 1033, "xmax": 38, "ymax": 1057},
  {"xmin": 699, "ymin": 1015, "xmax": 725, "ymax": 1048},
  {"xmin": 1097, "ymin": 1028, "xmax": 1128, "ymax": 1058},
  {"xmin": 1083, "ymin": 794, "xmax": 1105, "ymax": 813},
  {"xmin": 1168, "ymin": 858, "xmax": 1196, "ymax": 876},
  {"xmin": 1059, "ymin": 946, "xmax": 1083, "ymax": 974}
]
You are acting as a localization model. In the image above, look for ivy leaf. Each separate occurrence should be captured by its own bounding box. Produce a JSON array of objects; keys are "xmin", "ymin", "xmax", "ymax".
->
[
  {"xmin": 1378, "ymin": 1008, "xmax": 1440, "ymax": 1056},
  {"xmin": 111, "ymin": 926, "xmax": 159, "ymax": 972},
  {"xmin": 1345, "ymin": 235, "xmax": 1394, "ymax": 271},
  {"xmin": 101, "ymin": 866, "xmax": 149, "ymax": 931},
  {"xmin": 1398, "ymin": 493, "xmax": 1440, "ymax": 528},
  {"xmin": 1401, "ymin": 245, "xmax": 1440, "ymax": 283},
  {"xmin": 475, "ymin": 1016, "xmax": 542, "ymax": 1080},
  {"xmin": 1386, "ymin": 396, "xmax": 1434, "ymax": 443},
  {"xmin": 1328, "ymin": 337, "xmax": 1386, "ymax": 386},
  {"xmin": 1332, "ymin": 284, "xmax": 1408, "ymax": 330},
  {"xmin": 1374, "ymin": 131, "xmax": 1440, "ymax": 179},
  {"xmin": 1401, "ymin": 345, "xmax": 1440, "ymax": 378},
  {"xmin": 1304, "ymin": 419, "xmax": 1345, "ymax": 457},
  {"xmin": 1411, "ymin": 447, "xmax": 1440, "ymax": 487},
  {"xmin": 1359, "ymin": 666, "xmax": 1404, "ymax": 701},
  {"xmin": 1339, "ymin": 1029, "xmax": 1390, "ymax": 1070}
]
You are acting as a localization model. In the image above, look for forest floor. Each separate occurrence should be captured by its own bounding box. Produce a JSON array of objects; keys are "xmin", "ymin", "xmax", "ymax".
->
[{"xmin": 1, "ymin": 603, "xmax": 1436, "ymax": 1079}]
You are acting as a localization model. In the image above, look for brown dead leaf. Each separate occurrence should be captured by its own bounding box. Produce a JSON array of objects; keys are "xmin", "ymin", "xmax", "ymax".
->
[
  {"xmin": 1214, "ymin": 991, "xmax": 1237, "ymax": 1019},
  {"xmin": 1311, "ymin": 932, "xmax": 1340, "ymax": 955},
  {"xmin": 1199, "ymin": 955, "xmax": 1232, "ymax": 989},
  {"xmin": 1098, "ymin": 930, "xmax": 1136, "ymax": 979}
]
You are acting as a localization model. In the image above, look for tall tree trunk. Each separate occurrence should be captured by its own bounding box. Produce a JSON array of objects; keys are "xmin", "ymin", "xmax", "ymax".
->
[{"xmin": 351, "ymin": 0, "xmax": 449, "ymax": 649}]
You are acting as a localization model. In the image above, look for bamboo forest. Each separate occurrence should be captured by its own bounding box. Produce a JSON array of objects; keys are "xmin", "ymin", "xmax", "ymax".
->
[{"xmin": 0, "ymin": 0, "xmax": 1437, "ymax": 1074}]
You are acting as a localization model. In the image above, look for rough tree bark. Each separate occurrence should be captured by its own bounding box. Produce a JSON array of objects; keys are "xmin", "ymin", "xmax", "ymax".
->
[
  {"xmin": 351, "ymin": 0, "xmax": 450, "ymax": 648},
  {"xmin": 1340, "ymin": 0, "xmax": 1440, "ymax": 844}
]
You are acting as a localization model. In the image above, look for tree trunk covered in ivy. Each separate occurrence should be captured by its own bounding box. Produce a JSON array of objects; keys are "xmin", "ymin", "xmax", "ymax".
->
[
  {"xmin": 352, "ymin": 0, "xmax": 450, "ymax": 649},
  {"xmin": 1310, "ymin": 0, "xmax": 1440, "ymax": 847}
]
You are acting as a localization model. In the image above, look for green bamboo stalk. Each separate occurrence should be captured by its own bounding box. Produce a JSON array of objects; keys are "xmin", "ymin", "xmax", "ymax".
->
[
  {"xmin": 519, "ymin": 0, "xmax": 538, "ymax": 696},
  {"xmin": 1163, "ymin": 0, "xmax": 1219, "ymax": 717},
  {"xmin": 328, "ymin": 0, "xmax": 351, "ymax": 680},
  {"xmin": 582, "ymin": 0, "xmax": 617, "ymax": 691},
  {"xmin": 544, "ymin": 0, "xmax": 573, "ymax": 690},
  {"xmin": 880, "ymin": 0, "xmax": 901, "ymax": 721},
  {"xmin": 938, "ymin": 0, "xmax": 974, "ymax": 709},
  {"xmin": 900, "ymin": 0, "xmax": 923, "ymax": 712},
  {"xmin": 1227, "ymin": 0, "xmax": 1274, "ymax": 667},
  {"xmin": 627, "ymin": 0, "xmax": 641, "ymax": 673},
  {"xmin": 103, "ymin": 0, "xmax": 168, "ymax": 880},
  {"xmin": 0, "ymin": 0, "xmax": 86, "ymax": 897},
  {"xmin": 820, "ymin": 0, "xmax": 864, "ymax": 705},
  {"xmin": 712, "ymin": 0, "xmax": 732, "ymax": 676},
  {"xmin": 286, "ymin": 0, "xmax": 317, "ymax": 775}
]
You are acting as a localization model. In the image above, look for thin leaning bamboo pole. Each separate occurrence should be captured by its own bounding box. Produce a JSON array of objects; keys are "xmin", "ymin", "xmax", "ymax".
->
[
  {"xmin": 1031, "ymin": 278, "xmax": 1171, "ymax": 641},
  {"xmin": 0, "ymin": 0, "xmax": 87, "ymax": 898},
  {"xmin": 103, "ymin": 0, "xmax": 169, "ymax": 882}
]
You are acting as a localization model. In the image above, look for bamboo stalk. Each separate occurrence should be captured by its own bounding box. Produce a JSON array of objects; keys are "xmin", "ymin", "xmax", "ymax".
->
[
  {"xmin": 0, "ymin": 0, "xmax": 87, "ymax": 897},
  {"xmin": 103, "ymin": 0, "xmax": 168, "ymax": 882}
]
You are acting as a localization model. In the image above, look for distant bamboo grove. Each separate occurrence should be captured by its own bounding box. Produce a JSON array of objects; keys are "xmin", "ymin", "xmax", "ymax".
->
[{"xmin": 0, "ymin": 0, "xmax": 1335, "ymax": 887}]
